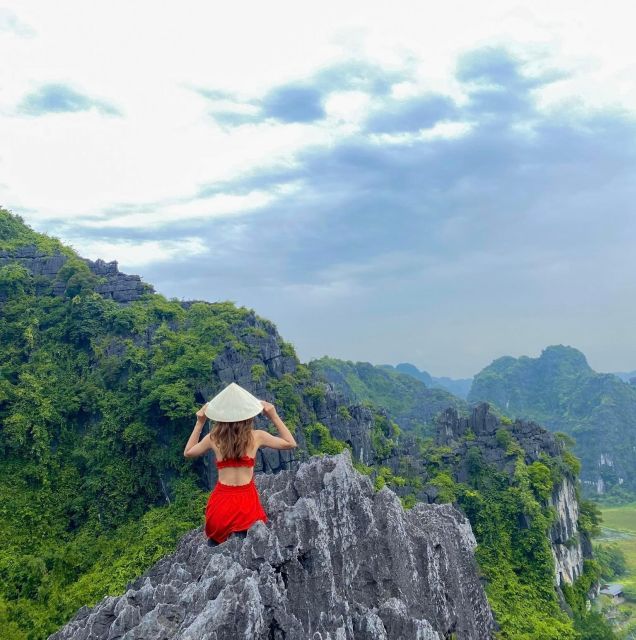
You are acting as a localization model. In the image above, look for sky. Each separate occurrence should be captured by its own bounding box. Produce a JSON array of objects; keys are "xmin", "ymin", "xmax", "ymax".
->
[{"xmin": 2, "ymin": 1, "xmax": 636, "ymax": 378}]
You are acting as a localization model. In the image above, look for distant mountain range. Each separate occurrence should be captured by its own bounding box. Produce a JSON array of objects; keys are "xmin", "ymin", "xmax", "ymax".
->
[
  {"xmin": 468, "ymin": 344, "xmax": 636, "ymax": 498},
  {"xmin": 378, "ymin": 362, "xmax": 473, "ymax": 399},
  {"xmin": 308, "ymin": 356, "xmax": 465, "ymax": 438},
  {"xmin": 610, "ymin": 369, "xmax": 636, "ymax": 384},
  {"xmin": 377, "ymin": 361, "xmax": 636, "ymax": 397}
]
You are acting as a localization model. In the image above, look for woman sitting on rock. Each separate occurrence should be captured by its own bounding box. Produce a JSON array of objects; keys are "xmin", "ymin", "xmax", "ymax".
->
[{"xmin": 183, "ymin": 381, "xmax": 297, "ymax": 546}]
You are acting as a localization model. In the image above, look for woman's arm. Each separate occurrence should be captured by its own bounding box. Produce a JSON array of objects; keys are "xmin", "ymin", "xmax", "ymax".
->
[
  {"xmin": 183, "ymin": 403, "xmax": 211, "ymax": 458},
  {"xmin": 259, "ymin": 401, "xmax": 297, "ymax": 448}
]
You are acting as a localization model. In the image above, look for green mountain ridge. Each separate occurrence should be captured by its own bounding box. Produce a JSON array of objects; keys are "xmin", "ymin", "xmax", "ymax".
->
[{"xmin": 378, "ymin": 361, "xmax": 474, "ymax": 399}]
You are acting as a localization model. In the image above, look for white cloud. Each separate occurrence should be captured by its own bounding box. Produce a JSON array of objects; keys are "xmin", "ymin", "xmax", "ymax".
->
[
  {"xmin": 3, "ymin": 0, "xmax": 636, "ymax": 378},
  {"xmin": 0, "ymin": 8, "xmax": 35, "ymax": 37},
  {"xmin": 67, "ymin": 236, "xmax": 208, "ymax": 268},
  {"xmin": 323, "ymin": 91, "xmax": 371, "ymax": 126},
  {"xmin": 368, "ymin": 120, "xmax": 473, "ymax": 145},
  {"xmin": 75, "ymin": 189, "xmax": 286, "ymax": 229}
]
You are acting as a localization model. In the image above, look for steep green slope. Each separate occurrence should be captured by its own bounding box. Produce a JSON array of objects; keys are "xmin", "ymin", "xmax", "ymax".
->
[
  {"xmin": 468, "ymin": 345, "xmax": 636, "ymax": 500},
  {"xmin": 415, "ymin": 404, "xmax": 608, "ymax": 639}
]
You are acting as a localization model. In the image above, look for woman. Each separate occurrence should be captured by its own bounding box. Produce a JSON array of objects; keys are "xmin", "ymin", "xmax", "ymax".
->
[{"xmin": 183, "ymin": 381, "xmax": 297, "ymax": 545}]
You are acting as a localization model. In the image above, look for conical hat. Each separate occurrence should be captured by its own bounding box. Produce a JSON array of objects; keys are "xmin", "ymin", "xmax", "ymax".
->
[{"xmin": 204, "ymin": 382, "xmax": 263, "ymax": 422}]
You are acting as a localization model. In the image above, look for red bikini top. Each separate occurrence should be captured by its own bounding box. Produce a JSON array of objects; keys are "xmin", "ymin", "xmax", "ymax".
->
[{"xmin": 215, "ymin": 454, "xmax": 255, "ymax": 469}]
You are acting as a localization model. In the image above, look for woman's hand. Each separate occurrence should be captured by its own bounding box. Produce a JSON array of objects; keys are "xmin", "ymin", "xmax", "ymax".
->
[
  {"xmin": 196, "ymin": 403, "xmax": 208, "ymax": 423},
  {"xmin": 260, "ymin": 400, "xmax": 276, "ymax": 418}
]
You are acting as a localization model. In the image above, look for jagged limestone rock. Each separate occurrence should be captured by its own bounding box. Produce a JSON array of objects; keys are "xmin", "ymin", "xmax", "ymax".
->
[
  {"xmin": 49, "ymin": 449, "xmax": 495, "ymax": 640},
  {"xmin": 0, "ymin": 244, "xmax": 153, "ymax": 303}
]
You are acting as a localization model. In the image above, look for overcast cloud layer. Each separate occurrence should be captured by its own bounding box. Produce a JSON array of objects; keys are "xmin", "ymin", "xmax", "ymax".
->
[{"xmin": 2, "ymin": 1, "xmax": 636, "ymax": 377}]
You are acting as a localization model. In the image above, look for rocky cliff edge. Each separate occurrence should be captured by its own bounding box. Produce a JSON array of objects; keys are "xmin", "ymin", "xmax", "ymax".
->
[{"xmin": 49, "ymin": 449, "xmax": 496, "ymax": 640}]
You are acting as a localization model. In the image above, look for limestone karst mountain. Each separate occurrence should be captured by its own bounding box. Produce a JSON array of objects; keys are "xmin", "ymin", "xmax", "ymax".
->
[
  {"xmin": 48, "ymin": 450, "xmax": 496, "ymax": 640},
  {"xmin": 434, "ymin": 403, "xmax": 596, "ymax": 603},
  {"xmin": 468, "ymin": 344, "xmax": 636, "ymax": 498},
  {"xmin": 307, "ymin": 356, "xmax": 596, "ymax": 599}
]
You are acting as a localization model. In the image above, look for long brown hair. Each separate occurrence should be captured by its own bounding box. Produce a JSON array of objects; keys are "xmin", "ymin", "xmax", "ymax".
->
[{"xmin": 210, "ymin": 417, "xmax": 255, "ymax": 459}]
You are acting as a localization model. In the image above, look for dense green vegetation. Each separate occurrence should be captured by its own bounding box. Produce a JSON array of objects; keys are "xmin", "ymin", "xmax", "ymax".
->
[
  {"xmin": 0, "ymin": 284, "xmax": 279, "ymax": 634},
  {"xmin": 0, "ymin": 209, "xmax": 413, "ymax": 638},
  {"xmin": 468, "ymin": 345, "xmax": 636, "ymax": 500},
  {"xmin": 594, "ymin": 542, "xmax": 627, "ymax": 583}
]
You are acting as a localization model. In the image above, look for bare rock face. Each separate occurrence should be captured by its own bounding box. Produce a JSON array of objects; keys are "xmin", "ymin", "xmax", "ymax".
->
[
  {"xmin": 0, "ymin": 244, "xmax": 153, "ymax": 303},
  {"xmin": 549, "ymin": 475, "xmax": 584, "ymax": 587},
  {"xmin": 49, "ymin": 449, "xmax": 496, "ymax": 640}
]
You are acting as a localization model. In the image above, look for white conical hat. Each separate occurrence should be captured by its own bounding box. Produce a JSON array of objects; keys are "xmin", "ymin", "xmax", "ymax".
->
[{"xmin": 204, "ymin": 382, "xmax": 263, "ymax": 422}]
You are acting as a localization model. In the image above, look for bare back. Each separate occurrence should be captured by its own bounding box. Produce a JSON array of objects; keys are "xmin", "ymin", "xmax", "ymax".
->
[{"xmin": 209, "ymin": 429, "xmax": 294, "ymax": 486}]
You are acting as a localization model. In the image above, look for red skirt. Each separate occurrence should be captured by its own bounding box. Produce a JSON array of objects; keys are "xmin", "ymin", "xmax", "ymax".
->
[{"xmin": 205, "ymin": 477, "xmax": 268, "ymax": 543}]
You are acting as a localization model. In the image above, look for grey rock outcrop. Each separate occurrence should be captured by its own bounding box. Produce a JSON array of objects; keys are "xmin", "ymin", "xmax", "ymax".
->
[
  {"xmin": 0, "ymin": 244, "xmax": 153, "ymax": 303},
  {"xmin": 49, "ymin": 449, "xmax": 496, "ymax": 640},
  {"xmin": 548, "ymin": 475, "xmax": 583, "ymax": 587},
  {"xmin": 89, "ymin": 256, "xmax": 154, "ymax": 302},
  {"xmin": 306, "ymin": 384, "xmax": 377, "ymax": 466}
]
